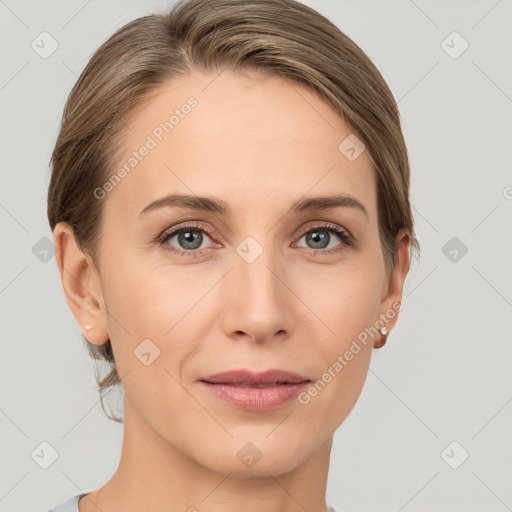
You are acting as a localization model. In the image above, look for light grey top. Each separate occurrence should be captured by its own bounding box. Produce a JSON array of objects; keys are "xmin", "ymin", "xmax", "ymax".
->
[
  {"xmin": 46, "ymin": 493, "xmax": 85, "ymax": 512},
  {"xmin": 47, "ymin": 493, "xmax": 340, "ymax": 511}
]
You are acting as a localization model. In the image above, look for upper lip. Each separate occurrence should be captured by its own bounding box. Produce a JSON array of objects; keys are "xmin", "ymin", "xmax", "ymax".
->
[{"xmin": 200, "ymin": 369, "xmax": 310, "ymax": 385}]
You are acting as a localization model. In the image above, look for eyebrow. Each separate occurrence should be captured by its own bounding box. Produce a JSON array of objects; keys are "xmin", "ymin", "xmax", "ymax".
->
[{"xmin": 139, "ymin": 193, "xmax": 368, "ymax": 219}]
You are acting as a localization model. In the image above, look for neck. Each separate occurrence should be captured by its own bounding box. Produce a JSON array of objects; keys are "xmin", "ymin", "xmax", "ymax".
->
[{"xmin": 81, "ymin": 396, "xmax": 333, "ymax": 512}]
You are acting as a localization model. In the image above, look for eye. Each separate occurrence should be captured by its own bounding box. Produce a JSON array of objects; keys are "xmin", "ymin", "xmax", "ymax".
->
[
  {"xmin": 157, "ymin": 221, "xmax": 354, "ymax": 258},
  {"xmin": 294, "ymin": 222, "xmax": 353, "ymax": 254},
  {"xmin": 158, "ymin": 222, "xmax": 217, "ymax": 257}
]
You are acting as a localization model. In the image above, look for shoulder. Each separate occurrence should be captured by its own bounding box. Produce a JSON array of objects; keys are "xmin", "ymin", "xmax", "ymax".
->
[{"xmin": 45, "ymin": 493, "xmax": 85, "ymax": 512}]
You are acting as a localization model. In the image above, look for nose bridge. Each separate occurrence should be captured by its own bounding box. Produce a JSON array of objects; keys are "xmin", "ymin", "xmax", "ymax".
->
[
  {"xmin": 222, "ymin": 236, "xmax": 292, "ymax": 341},
  {"xmin": 239, "ymin": 242, "xmax": 280, "ymax": 302}
]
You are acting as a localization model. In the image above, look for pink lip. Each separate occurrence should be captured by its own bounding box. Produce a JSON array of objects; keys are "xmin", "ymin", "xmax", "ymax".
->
[{"xmin": 198, "ymin": 369, "xmax": 311, "ymax": 411}]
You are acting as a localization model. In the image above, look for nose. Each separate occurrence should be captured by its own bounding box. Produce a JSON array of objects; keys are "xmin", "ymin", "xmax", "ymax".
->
[{"xmin": 219, "ymin": 243, "xmax": 295, "ymax": 344}]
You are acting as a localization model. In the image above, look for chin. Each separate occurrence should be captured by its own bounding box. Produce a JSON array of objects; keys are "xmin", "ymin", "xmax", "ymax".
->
[{"xmin": 191, "ymin": 430, "xmax": 315, "ymax": 477}]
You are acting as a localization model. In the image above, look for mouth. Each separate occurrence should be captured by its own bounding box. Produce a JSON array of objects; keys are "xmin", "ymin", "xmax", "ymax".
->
[
  {"xmin": 198, "ymin": 369, "xmax": 311, "ymax": 411},
  {"xmin": 199, "ymin": 369, "xmax": 310, "ymax": 386}
]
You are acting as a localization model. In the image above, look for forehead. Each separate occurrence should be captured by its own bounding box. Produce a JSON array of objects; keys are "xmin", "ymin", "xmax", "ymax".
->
[{"xmin": 104, "ymin": 69, "xmax": 377, "ymax": 221}]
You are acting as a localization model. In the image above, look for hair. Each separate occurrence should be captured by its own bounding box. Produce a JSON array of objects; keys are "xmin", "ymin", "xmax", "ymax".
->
[{"xmin": 48, "ymin": 0, "xmax": 420, "ymax": 422}]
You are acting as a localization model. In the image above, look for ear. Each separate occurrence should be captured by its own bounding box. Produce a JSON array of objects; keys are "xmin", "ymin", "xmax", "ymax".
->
[
  {"xmin": 53, "ymin": 222, "xmax": 109, "ymax": 345},
  {"xmin": 374, "ymin": 228, "xmax": 411, "ymax": 349}
]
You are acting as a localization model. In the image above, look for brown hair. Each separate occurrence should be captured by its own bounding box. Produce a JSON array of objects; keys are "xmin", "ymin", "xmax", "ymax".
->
[{"xmin": 48, "ymin": 0, "xmax": 420, "ymax": 422}]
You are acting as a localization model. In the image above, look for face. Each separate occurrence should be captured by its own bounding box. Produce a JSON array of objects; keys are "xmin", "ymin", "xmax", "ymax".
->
[{"xmin": 58, "ymin": 69, "xmax": 409, "ymax": 477}]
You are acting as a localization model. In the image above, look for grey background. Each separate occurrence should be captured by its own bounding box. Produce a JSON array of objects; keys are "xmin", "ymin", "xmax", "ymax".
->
[{"xmin": 1, "ymin": 0, "xmax": 511, "ymax": 511}]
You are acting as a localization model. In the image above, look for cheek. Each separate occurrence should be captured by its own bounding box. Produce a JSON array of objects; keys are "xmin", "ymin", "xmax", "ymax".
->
[
  {"xmin": 299, "ymin": 302, "xmax": 375, "ymax": 434},
  {"xmin": 100, "ymin": 256, "xmax": 211, "ymax": 386},
  {"xmin": 296, "ymin": 265, "xmax": 380, "ymax": 422},
  {"xmin": 101, "ymin": 263, "xmax": 201, "ymax": 422},
  {"xmin": 308, "ymin": 262, "xmax": 382, "ymax": 341},
  {"xmin": 103, "ymin": 252, "xmax": 198, "ymax": 334}
]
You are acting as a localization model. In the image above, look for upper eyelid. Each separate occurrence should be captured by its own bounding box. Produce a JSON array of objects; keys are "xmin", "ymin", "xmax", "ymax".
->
[
  {"xmin": 296, "ymin": 222, "xmax": 347, "ymax": 235},
  {"xmin": 159, "ymin": 222, "xmax": 215, "ymax": 239}
]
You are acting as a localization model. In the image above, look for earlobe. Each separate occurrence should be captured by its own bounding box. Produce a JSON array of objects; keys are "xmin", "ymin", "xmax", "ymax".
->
[
  {"xmin": 374, "ymin": 228, "xmax": 411, "ymax": 349},
  {"xmin": 53, "ymin": 222, "xmax": 109, "ymax": 345}
]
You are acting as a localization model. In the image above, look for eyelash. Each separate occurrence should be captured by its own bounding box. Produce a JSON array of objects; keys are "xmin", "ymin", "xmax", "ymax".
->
[{"xmin": 156, "ymin": 221, "xmax": 354, "ymax": 258}]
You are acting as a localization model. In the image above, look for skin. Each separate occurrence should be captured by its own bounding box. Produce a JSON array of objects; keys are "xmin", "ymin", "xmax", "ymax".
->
[{"xmin": 54, "ymin": 69, "xmax": 410, "ymax": 512}]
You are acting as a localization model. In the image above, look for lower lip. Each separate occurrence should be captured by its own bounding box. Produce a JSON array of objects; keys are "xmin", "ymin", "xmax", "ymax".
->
[{"xmin": 199, "ymin": 381, "xmax": 310, "ymax": 411}]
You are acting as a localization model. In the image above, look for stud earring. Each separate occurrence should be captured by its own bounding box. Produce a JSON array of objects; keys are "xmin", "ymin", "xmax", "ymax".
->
[
  {"xmin": 380, "ymin": 326, "xmax": 388, "ymax": 337},
  {"xmin": 84, "ymin": 324, "xmax": 92, "ymax": 331}
]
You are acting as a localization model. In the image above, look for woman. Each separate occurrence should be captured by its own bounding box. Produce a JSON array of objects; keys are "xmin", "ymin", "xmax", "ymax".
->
[{"xmin": 47, "ymin": 0, "xmax": 419, "ymax": 510}]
